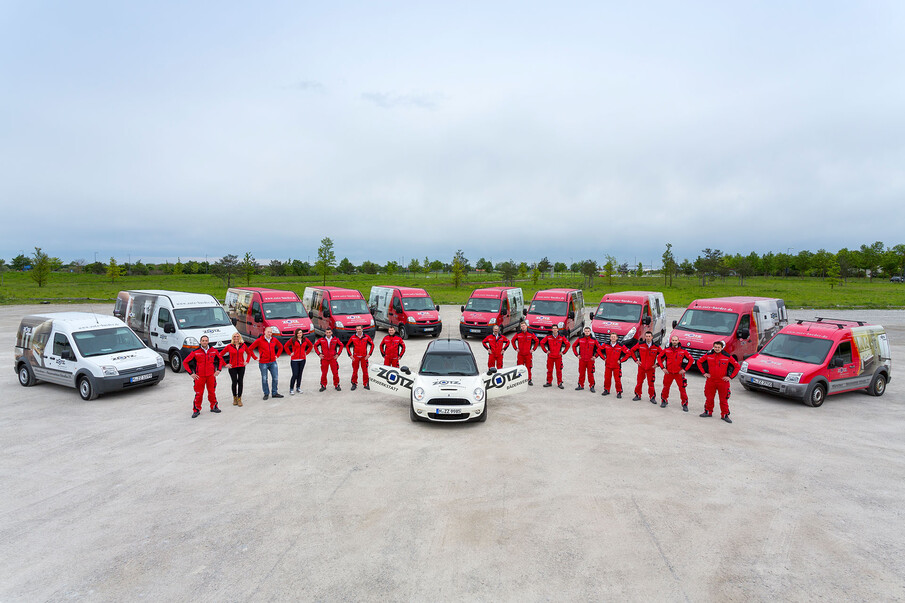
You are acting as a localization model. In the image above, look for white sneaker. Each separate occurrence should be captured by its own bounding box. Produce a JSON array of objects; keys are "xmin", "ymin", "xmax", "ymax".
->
[
  {"xmin": 290, "ymin": 389, "xmax": 295, "ymax": 395},
  {"xmin": 297, "ymin": 388, "xmax": 302, "ymax": 394}
]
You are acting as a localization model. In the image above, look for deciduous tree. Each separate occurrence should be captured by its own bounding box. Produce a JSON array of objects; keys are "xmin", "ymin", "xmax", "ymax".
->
[{"xmin": 315, "ymin": 238, "xmax": 336, "ymax": 285}]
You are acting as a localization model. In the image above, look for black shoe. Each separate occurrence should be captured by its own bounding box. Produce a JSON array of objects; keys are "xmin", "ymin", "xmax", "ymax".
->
[
  {"xmin": 650, "ymin": 397, "xmax": 657, "ymax": 404},
  {"xmin": 528, "ymin": 380, "xmax": 533, "ymax": 386},
  {"xmin": 211, "ymin": 406, "xmax": 221, "ymax": 413},
  {"xmin": 335, "ymin": 386, "xmax": 341, "ymax": 391},
  {"xmin": 616, "ymin": 392, "xmax": 622, "ymax": 399},
  {"xmin": 557, "ymin": 383, "xmax": 564, "ymax": 389},
  {"xmin": 351, "ymin": 384, "xmax": 357, "ymax": 391},
  {"xmin": 272, "ymin": 393, "xmax": 284, "ymax": 399},
  {"xmin": 601, "ymin": 390, "xmax": 610, "ymax": 396},
  {"xmin": 319, "ymin": 386, "xmax": 326, "ymax": 392},
  {"xmin": 660, "ymin": 400, "xmax": 668, "ymax": 407},
  {"xmin": 364, "ymin": 384, "xmax": 370, "ymax": 390},
  {"xmin": 700, "ymin": 412, "xmax": 712, "ymax": 418},
  {"xmin": 721, "ymin": 415, "xmax": 733, "ymax": 423},
  {"xmin": 590, "ymin": 387, "xmax": 595, "ymax": 393},
  {"xmin": 191, "ymin": 411, "xmax": 200, "ymax": 418},
  {"xmin": 682, "ymin": 404, "xmax": 688, "ymax": 412},
  {"xmin": 632, "ymin": 395, "xmax": 642, "ymax": 401},
  {"xmin": 575, "ymin": 386, "xmax": 583, "ymax": 391},
  {"xmin": 263, "ymin": 394, "xmax": 269, "ymax": 400},
  {"xmin": 543, "ymin": 383, "xmax": 552, "ymax": 387}
]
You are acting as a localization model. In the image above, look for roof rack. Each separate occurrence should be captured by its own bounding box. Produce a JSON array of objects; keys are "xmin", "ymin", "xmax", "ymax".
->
[{"xmin": 795, "ymin": 317, "xmax": 866, "ymax": 329}]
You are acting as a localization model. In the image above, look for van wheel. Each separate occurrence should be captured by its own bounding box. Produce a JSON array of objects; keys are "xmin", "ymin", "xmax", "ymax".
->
[
  {"xmin": 869, "ymin": 373, "xmax": 887, "ymax": 397},
  {"xmin": 169, "ymin": 352, "xmax": 183, "ymax": 373},
  {"xmin": 431, "ymin": 331, "xmax": 440, "ymax": 337},
  {"xmin": 398, "ymin": 324, "xmax": 408, "ymax": 340},
  {"xmin": 18, "ymin": 364, "xmax": 36, "ymax": 387},
  {"xmin": 78, "ymin": 376, "xmax": 98, "ymax": 401},
  {"xmin": 804, "ymin": 382, "xmax": 826, "ymax": 407}
]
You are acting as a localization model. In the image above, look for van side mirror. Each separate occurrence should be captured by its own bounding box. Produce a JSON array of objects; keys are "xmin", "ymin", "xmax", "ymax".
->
[
  {"xmin": 400, "ymin": 366, "xmax": 411, "ymax": 375},
  {"xmin": 829, "ymin": 357, "xmax": 843, "ymax": 369},
  {"xmin": 370, "ymin": 307, "xmax": 376, "ymax": 315},
  {"xmin": 568, "ymin": 311, "xmax": 575, "ymax": 320},
  {"xmin": 62, "ymin": 350, "xmax": 76, "ymax": 361},
  {"xmin": 308, "ymin": 310, "xmax": 314, "ymax": 319},
  {"xmin": 522, "ymin": 309, "xmax": 527, "ymax": 316},
  {"xmin": 672, "ymin": 320, "xmax": 678, "ymax": 328},
  {"xmin": 737, "ymin": 328, "xmax": 750, "ymax": 340},
  {"xmin": 487, "ymin": 367, "xmax": 497, "ymax": 375},
  {"xmin": 164, "ymin": 323, "xmax": 176, "ymax": 334},
  {"xmin": 589, "ymin": 312, "xmax": 594, "ymax": 321},
  {"xmin": 435, "ymin": 305, "xmax": 440, "ymax": 312},
  {"xmin": 642, "ymin": 316, "xmax": 651, "ymax": 325},
  {"xmin": 460, "ymin": 306, "xmax": 465, "ymax": 312},
  {"xmin": 323, "ymin": 309, "xmax": 331, "ymax": 318}
]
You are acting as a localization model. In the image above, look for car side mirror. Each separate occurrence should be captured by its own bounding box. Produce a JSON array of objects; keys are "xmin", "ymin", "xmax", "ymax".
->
[
  {"xmin": 435, "ymin": 305, "xmax": 440, "ymax": 312},
  {"xmin": 568, "ymin": 311, "xmax": 575, "ymax": 320},
  {"xmin": 672, "ymin": 320, "xmax": 678, "ymax": 328},
  {"xmin": 400, "ymin": 366, "xmax": 411, "ymax": 374},
  {"xmin": 737, "ymin": 329, "xmax": 750, "ymax": 340},
  {"xmin": 642, "ymin": 316, "xmax": 651, "ymax": 325},
  {"xmin": 487, "ymin": 367, "xmax": 497, "ymax": 375},
  {"xmin": 308, "ymin": 310, "xmax": 314, "ymax": 319},
  {"xmin": 460, "ymin": 306, "xmax": 465, "ymax": 312},
  {"xmin": 829, "ymin": 357, "xmax": 843, "ymax": 369},
  {"xmin": 164, "ymin": 323, "xmax": 176, "ymax": 334}
]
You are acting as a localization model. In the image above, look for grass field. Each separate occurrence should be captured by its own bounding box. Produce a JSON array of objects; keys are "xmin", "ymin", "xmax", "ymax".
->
[{"xmin": 1, "ymin": 270, "xmax": 903, "ymax": 309}]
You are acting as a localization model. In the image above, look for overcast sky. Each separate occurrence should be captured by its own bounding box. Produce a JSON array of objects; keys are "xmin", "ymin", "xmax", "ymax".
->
[{"xmin": 2, "ymin": 1, "xmax": 904, "ymax": 267}]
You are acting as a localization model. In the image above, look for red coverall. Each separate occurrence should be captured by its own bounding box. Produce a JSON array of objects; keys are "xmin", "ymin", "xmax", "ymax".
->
[
  {"xmin": 540, "ymin": 334, "xmax": 569, "ymax": 385},
  {"xmin": 511, "ymin": 331, "xmax": 539, "ymax": 380},
  {"xmin": 657, "ymin": 344, "xmax": 694, "ymax": 405},
  {"xmin": 185, "ymin": 346, "xmax": 225, "ymax": 411},
  {"xmin": 598, "ymin": 343, "xmax": 629, "ymax": 393},
  {"xmin": 346, "ymin": 334, "xmax": 374, "ymax": 386},
  {"xmin": 482, "ymin": 333, "xmax": 510, "ymax": 369},
  {"xmin": 380, "ymin": 335, "xmax": 406, "ymax": 368},
  {"xmin": 571, "ymin": 336, "xmax": 600, "ymax": 388},
  {"xmin": 315, "ymin": 336, "xmax": 344, "ymax": 387},
  {"xmin": 630, "ymin": 342, "xmax": 662, "ymax": 399},
  {"xmin": 697, "ymin": 351, "xmax": 741, "ymax": 417}
]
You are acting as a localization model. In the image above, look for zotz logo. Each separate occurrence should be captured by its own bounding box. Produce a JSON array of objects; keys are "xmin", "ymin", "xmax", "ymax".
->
[
  {"xmin": 485, "ymin": 369, "xmax": 524, "ymax": 390},
  {"xmin": 376, "ymin": 367, "xmax": 413, "ymax": 389}
]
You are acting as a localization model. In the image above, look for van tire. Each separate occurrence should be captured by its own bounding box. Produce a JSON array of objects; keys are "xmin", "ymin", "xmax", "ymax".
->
[
  {"xmin": 398, "ymin": 324, "xmax": 408, "ymax": 340},
  {"xmin": 18, "ymin": 364, "xmax": 36, "ymax": 387},
  {"xmin": 78, "ymin": 376, "xmax": 98, "ymax": 401},
  {"xmin": 868, "ymin": 373, "xmax": 887, "ymax": 397},
  {"xmin": 431, "ymin": 331, "xmax": 440, "ymax": 337},
  {"xmin": 804, "ymin": 382, "xmax": 826, "ymax": 407},
  {"xmin": 169, "ymin": 352, "xmax": 183, "ymax": 373}
]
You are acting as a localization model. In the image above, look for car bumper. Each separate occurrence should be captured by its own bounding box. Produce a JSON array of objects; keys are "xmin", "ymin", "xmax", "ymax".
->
[
  {"xmin": 94, "ymin": 366, "xmax": 167, "ymax": 394},
  {"xmin": 407, "ymin": 322, "xmax": 442, "ymax": 336},
  {"xmin": 460, "ymin": 324, "xmax": 493, "ymax": 337},
  {"xmin": 413, "ymin": 399, "xmax": 485, "ymax": 422},
  {"xmin": 738, "ymin": 371, "xmax": 808, "ymax": 399},
  {"xmin": 333, "ymin": 327, "xmax": 377, "ymax": 343}
]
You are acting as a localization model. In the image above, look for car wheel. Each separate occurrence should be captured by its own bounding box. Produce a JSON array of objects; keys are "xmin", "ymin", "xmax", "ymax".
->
[
  {"xmin": 868, "ymin": 373, "xmax": 887, "ymax": 397},
  {"xmin": 741, "ymin": 382, "xmax": 751, "ymax": 391},
  {"xmin": 399, "ymin": 324, "xmax": 408, "ymax": 340},
  {"xmin": 78, "ymin": 376, "xmax": 98, "ymax": 400},
  {"xmin": 18, "ymin": 364, "xmax": 36, "ymax": 387},
  {"xmin": 804, "ymin": 382, "xmax": 826, "ymax": 407},
  {"xmin": 169, "ymin": 352, "xmax": 183, "ymax": 373},
  {"xmin": 410, "ymin": 400, "xmax": 420, "ymax": 422}
]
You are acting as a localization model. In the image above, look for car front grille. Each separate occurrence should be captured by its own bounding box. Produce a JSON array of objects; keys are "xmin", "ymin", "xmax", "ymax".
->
[
  {"xmin": 428, "ymin": 412, "xmax": 470, "ymax": 420},
  {"xmin": 427, "ymin": 398, "xmax": 470, "ymax": 406}
]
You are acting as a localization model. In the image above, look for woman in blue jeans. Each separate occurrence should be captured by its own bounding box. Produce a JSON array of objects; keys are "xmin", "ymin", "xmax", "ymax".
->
[{"xmin": 288, "ymin": 328, "xmax": 313, "ymax": 394}]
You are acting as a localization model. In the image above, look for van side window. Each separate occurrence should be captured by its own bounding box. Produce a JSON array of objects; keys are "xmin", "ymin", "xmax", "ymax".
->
[
  {"xmin": 252, "ymin": 302, "xmax": 262, "ymax": 322},
  {"xmin": 53, "ymin": 333, "xmax": 73, "ymax": 357},
  {"xmin": 502, "ymin": 299, "xmax": 509, "ymax": 315},
  {"xmin": 157, "ymin": 308, "xmax": 171, "ymax": 328},
  {"xmin": 833, "ymin": 341, "xmax": 852, "ymax": 365},
  {"xmin": 739, "ymin": 315, "xmax": 750, "ymax": 331}
]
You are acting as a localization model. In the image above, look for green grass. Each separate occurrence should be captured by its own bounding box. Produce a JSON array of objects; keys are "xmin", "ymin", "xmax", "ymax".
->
[{"xmin": 1, "ymin": 271, "xmax": 903, "ymax": 309}]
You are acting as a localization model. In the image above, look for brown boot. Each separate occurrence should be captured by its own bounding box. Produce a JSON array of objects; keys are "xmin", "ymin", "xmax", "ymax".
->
[
  {"xmin": 237, "ymin": 396, "xmax": 243, "ymax": 407},
  {"xmin": 233, "ymin": 395, "xmax": 239, "ymax": 406}
]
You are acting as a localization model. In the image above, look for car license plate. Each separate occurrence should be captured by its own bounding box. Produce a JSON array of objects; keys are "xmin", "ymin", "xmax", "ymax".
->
[
  {"xmin": 437, "ymin": 408, "xmax": 460, "ymax": 415},
  {"xmin": 424, "ymin": 328, "xmax": 433, "ymax": 332},
  {"xmin": 470, "ymin": 329, "xmax": 481, "ymax": 333},
  {"xmin": 130, "ymin": 374, "xmax": 153, "ymax": 383},
  {"xmin": 751, "ymin": 377, "xmax": 775, "ymax": 387}
]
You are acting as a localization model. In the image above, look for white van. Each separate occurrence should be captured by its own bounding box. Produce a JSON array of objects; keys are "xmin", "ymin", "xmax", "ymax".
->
[
  {"xmin": 15, "ymin": 312, "xmax": 166, "ymax": 400},
  {"xmin": 114, "ymin": 289, "xmax": 239, "ymax": 372}
]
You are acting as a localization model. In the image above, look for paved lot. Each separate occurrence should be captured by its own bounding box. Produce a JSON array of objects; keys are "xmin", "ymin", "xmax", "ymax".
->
[{"xmin": 1, "ymin": 303, "xmax": 904, "ymax": 601}]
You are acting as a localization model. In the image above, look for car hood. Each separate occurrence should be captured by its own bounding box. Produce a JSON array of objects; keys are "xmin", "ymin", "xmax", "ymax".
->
[
  {"xmin": 268, "ymin": 317, "xmax": 313, "ymax": 331},
  {"xmin": 414, "ymin": 375, "xmax": 484, "ymax": 397},
  {"xmin": 333, "ymin": 314, "xmax": 373, "ymax": 327},
  {"xmin": 407, "ymin": 310, "xmax": 440, "ymax": 321},
  {"xmin": 591, "ymin": 320, "xmax": 636, "ymax": 335},
  {"xmin": 744, "ymin": 354, "xmax": 816, "ymax": 378},
  {"xmin": 671, "ymin": 330, "xmax": 729, "ymax": 351},
  {"xmin": 463, "ymin": 311, "xmax": 497, "ymax": 322}
]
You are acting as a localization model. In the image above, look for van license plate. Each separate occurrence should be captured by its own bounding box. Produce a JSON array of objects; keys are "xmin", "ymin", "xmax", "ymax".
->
[
  {"xmin": 130, "ymin": 374, "xmax": 153, "ymax": 383},
  {"xmin": 437, "ymin": 408, "xmax": 460, "ymax": 415},
  {"xmin": 423, "ymin": 328, "xmax": 433, "ymax": 332},
  {"xmin": 751, "ymin": 377, "xmax": 775, "ymax": 388},
  {"xmin": 470, "ymin": 329, "xmax": 481, "ymax": 333}
]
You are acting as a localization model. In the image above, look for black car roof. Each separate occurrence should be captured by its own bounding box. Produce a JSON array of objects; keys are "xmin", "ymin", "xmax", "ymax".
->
[{"xmin": 425, "ymin": 338, "xmax": 473, "ymax": 354}]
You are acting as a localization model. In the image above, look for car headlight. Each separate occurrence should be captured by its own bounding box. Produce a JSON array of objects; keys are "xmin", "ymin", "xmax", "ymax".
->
[
  {"xmin": 407, "ymin": 316, "xmax": 416, "ymax": 323},
  {"xmin": 473, "ymin": 387, "xmax": 485, "ymax": 402},
  {"xmin": 183, "ymin": 337, "xmax": 199, "ymax": 347},
  {"xmin": 155, "ymin": 356, "xmax": 165, "ymax": 368},
  {"xmin": 101, "ymin": 365, "xmax": 119, "ymax": 377},
  {"xmin": 413, "ymin": 387, "xmax": 425, "ymax": 401},
  {"xmin": 335, "ymin": 321, "xmax": 344, "ymax": 329},
  {"xmin": 557, "ymin": 321, "xmax": 565, "ymax": 329},
  {"xmin": 740, "ymin": 361, "xmax": 748, "ymax": 373},
  {"xmin": 488, "ymin": 318, "xmax": 497, "ymax": 325},
  {"xmin": 785, "ymin": 372, "xmax": 802, "ymax": 383},
  {"xmin": 460, "ymin": 316, "xmax": 466, "ymax": 323},
  {"xmin": 624, "ymin": 327, "xmax": 636, "ymax": 340}
]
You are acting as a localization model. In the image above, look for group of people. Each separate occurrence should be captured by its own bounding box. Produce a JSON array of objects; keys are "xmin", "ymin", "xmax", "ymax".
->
[
  {"xmin": 183, "ymin": 325, "xmax": 405, "ymax": 418},
  {"xmin": 483, "ymin": 322, "xmax": 740, "ymax": 423}
]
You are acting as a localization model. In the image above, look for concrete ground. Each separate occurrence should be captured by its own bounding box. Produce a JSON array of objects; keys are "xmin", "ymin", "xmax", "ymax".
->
[{"xmin": 1, "ymin": 303, "xmax": 904, "ymax": 601}]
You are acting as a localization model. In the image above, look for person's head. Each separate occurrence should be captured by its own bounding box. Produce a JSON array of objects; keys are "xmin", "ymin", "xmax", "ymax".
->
[
  {"xmin": 199, "ymin": 335, "xmax": 209, "ymax": 348},
  {"xmin": 670, "ymin": 335, "xmax": 680, "ymax": 347},
  {"xmin": 644, "ymin": 331, "xmax": 653, "ymax": 343},
  {"xmin": 552, "ymin": 326, "xmax": 559, "ymax": 336},
  {"xmin": 355, "ymin": 325, "xmax": 363, "ymax": 336},
  {"xmin": 609, "ymin": 333, "xmax": 618, "ymax": 344},
  {"xmin": 231, "ymin": 332, "xmax": 242, "ymax": 346},
  {"xmin": 584, "ymin": 326, "xmax": 592, "ymax": 337},
  {"xmin": 713, "ymin": 341, "xmax": 724, "ymax": 353},
  {"xmin": 492, "ymin": 324, "xmax": 500, "ymax": 336},
  {"xmin": 325, "ymin": 328, "xmax": 333, "ymax": 338},
  {"xmin": 388, "ymin": 326, "xmax": 396, "ymax": 336},
  {"xmin": 520, "ymin": 321, "xmax": 528, "ymax": 332},
  {"xmin": 294, "ymin": 328, "xmax": 305, "ymax": 341}
]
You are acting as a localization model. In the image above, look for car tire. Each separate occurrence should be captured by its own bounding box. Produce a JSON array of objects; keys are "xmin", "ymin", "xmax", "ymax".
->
[
  {"xmin": 741, "ymin": 382, "xmax": 751, "ymax": 391},
  {"xmin": 78, "ymin": 376, "xmax": 98, "ymax": 401},
  {"xmin": 399, "ymin": 324, "xmax": 408, "ymax": 340},
  {"xmin": 868, "ymin": 372, "xmax": 887, "ymax": 397},
  {"xmin": 169, "ymin": 352, "xmax": 183, "ymax": 373},
  {"xmin": 18, "ymin": 364, "xmax": 36, "ymax": 387},
  {"xmin": 475, "ymin": 401, "xmax": 488, "ymax": 422},
  {"xmin": 410, "ymin": 400, "xmax": 420, "ymax": 422},
  {"xmin": 804, "ymin": 382, "xmax": 826, "ymax": 407}
]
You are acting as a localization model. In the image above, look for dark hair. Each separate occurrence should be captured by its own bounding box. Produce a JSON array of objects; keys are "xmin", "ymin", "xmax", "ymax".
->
[
  {"xmin": 294, "ymin": 328, "xmax": 305, "ymax": 339},
  {"xmin": 645, "ymin": 330, "xmax": 653, "ymax": 335}
]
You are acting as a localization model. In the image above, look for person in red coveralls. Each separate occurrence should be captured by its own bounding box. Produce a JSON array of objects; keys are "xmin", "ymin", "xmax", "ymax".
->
[
  {"xmin": 540, "ymin": 325, "xmax": 569, "ymax": 389},
  {"xmin": 697, "ymin": 340, "xmax": 740, "ymax": 423},
  {"xmin": 657, "ymin": 334, "xmax": 694, "ymax": 411},
  {"xmin": 219, "ymin": 332, "xmax": 250, "ymax": 407},
  {"xmin": 315, "ymin": 328, "xmax": 345, "ymax": 392},
  {"xmin": 571, "ymin": 326, "xmax": 600, "ymax": 392},
  {"xmin": 598, "ymin": 332, "xmax": 629, "ymax": 398},
  {"xmin": 287, "ymin": 328, "xmax": 313, "ymax": 395},
  {"xmin": 380, "ymin": 325, "xmax": 406, "ymax": 368},
  {"xmin": 185, "ymin": 335, "xmax": 225, "ymax": 418},
  {"xmin": 248, "ymin": 326, "xmax": 284, "ymax": 400},
  {"xmin": 511, "ymin": 321, "xmax": 539, "ymax": 385},
  {"xmin": 629, "ymin": 331, "xmax": 662, "ymax": 403},
  {"xmin": 346, "ymin": 325, "xmax": 374, "ymax": 391},
  {"xmin": 482, "ymin": 325, "xmax": 510, "ymax": 369}
]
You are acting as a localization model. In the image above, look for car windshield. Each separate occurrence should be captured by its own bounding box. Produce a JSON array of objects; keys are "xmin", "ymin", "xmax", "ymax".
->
[
  {"xmin": 173, "ymin": 307, "xmax": 232, "ymax": 329},
  {"xmin": 331, "ymin": 299, "xmax": 369, "ymax": 315},
  {"xmin": 402, "ymin": 297, "xmax": 435, "ymax": 311},
  {"xmin": 72, "ymin": 327, "xmax": 145, "ymax": 358},
  {"xmin": 529, "ymin": 300, "xmax": 567, "ymax": 316},
  {"xmin": 675, "ymin": 309, "xmax": 738, "ymax": 335},
  {"xmin": 465, "ymin": 298, "xmax": 500, "ymax": 313},
  {"xmin": 759, "ymin": 333, "xmax": 833, "ymax": 365},
  {"xmin": 419, "ymin": 353, "xmax": 479, "ymax": 376},
  {"xmin": 594, "ymin": 302, "xmax": 641, "ymax": 322},
  {"xmin": 264, "ymin": 301, "xmax": 306, "ymax": 319}
]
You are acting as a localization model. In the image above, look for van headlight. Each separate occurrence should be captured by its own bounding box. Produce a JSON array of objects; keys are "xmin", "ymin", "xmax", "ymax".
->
[
  {"xmin": 335, "ymin": 321, "xmax": 344, "ymax": 329},
  {"xmin": 155, "ymin": 356, "xmax": 165, "ymax": 368},
  {"xmin": 473, "ymin": 388, "xmax": 485, "ymax": 402},
  {"xmin": 413, "ymin": 387, "xmax": 425, "ymax": 401},
  {"xmin": 740, "ymin": 361, "xmax": 748, "ymax": 373},
  {"xmin": 101, "ymin": 365, "xmax": 119, "ymax": 377},
  {"xmin": 557, "ymin": 321, "xmax": 565, "ymax": 328},
  {"xmin": 407, "ymin": 316, "xmax": 416, "ymax": 323},
  {"xmin": 785, "ymin": 373, "xmax": 802, "ymax": 383},
  {"xmin": 460, "ymin": 316, "xmax": 466, "ymax": 323},
  {"xmin": 488, "ymin": 318, "xmax": 497, "ymax": 325},
  {"xmin": 625, "ymin": 327, "xmax": 637, "ymax": 340},
  {"xmin": 183, "ymin": 337, "xmax": 199, "ymax": 347}
]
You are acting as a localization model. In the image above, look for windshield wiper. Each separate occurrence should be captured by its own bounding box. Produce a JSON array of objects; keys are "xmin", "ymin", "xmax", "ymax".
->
[{"xmin": 448, "ymin": 371, "xmax": 475, "ymax": 376}]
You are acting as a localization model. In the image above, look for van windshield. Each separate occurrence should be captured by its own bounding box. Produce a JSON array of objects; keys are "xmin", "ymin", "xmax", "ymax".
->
[
  {"xmin": 72, "ymin": 327, "xmax": 145, "ymax": 358},
  {"xmin": 675, "ymin": 309, "xmax": 738, "ymax": 335},
  {"xmin": 465, "ymin": 298, "xmax": 500, "ymax": 313},
  {"xmin": 331, "ymin": 299, "xmax": 369, "ymax": 315},
  {"xmin": 419, "ymin": 353, "xmax": 479, "ymax": 376},
  {"xmin": 264, "ymin": 301, "xmax": 306, "ymax": 319},
  {"xmin": 173, "ymin": 307, "xmax": 232, "ymax": 329},
  {"xmin": 402, "ymin": 297, "xmax": 435, "ymax": 311},
  {"xmin": 759, "ymin": 334, "xmax": 833, "ymax": 365},
  {"xmin": 529, "ymin": 300, "xmax": 567, "ymax": 316},
  {"xmin": 594, "ymin": 302, "xmax": 641, "ymax": 322}
]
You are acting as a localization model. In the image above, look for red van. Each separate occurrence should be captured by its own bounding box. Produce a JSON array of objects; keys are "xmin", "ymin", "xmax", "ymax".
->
[
  {"xmin": 459, "ymin": 287, "xmax": 525, "ymax": 338},
  {"xmin": 224, "ymin": 287, "xmax": 314, "ymax": 343},
  {"xmin": 368, "ymin": 286, "xmax": 442, "ymax": 339},
  {"xmin": 524, "ymin": 289, "xmax": 585, "ymax": 339},
  {"xmin": 302, "ymin": 286, "xmax": 376, "ymax": 342},
  {"xmin": 589, "ymin": 291, "xmax": 666, "ymax": 347}
]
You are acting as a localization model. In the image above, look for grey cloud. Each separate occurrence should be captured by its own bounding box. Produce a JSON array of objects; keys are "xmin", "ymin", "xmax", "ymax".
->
[{"xmin": 361, "ymin": 91, "xmax": 444, "ymax": 110}]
